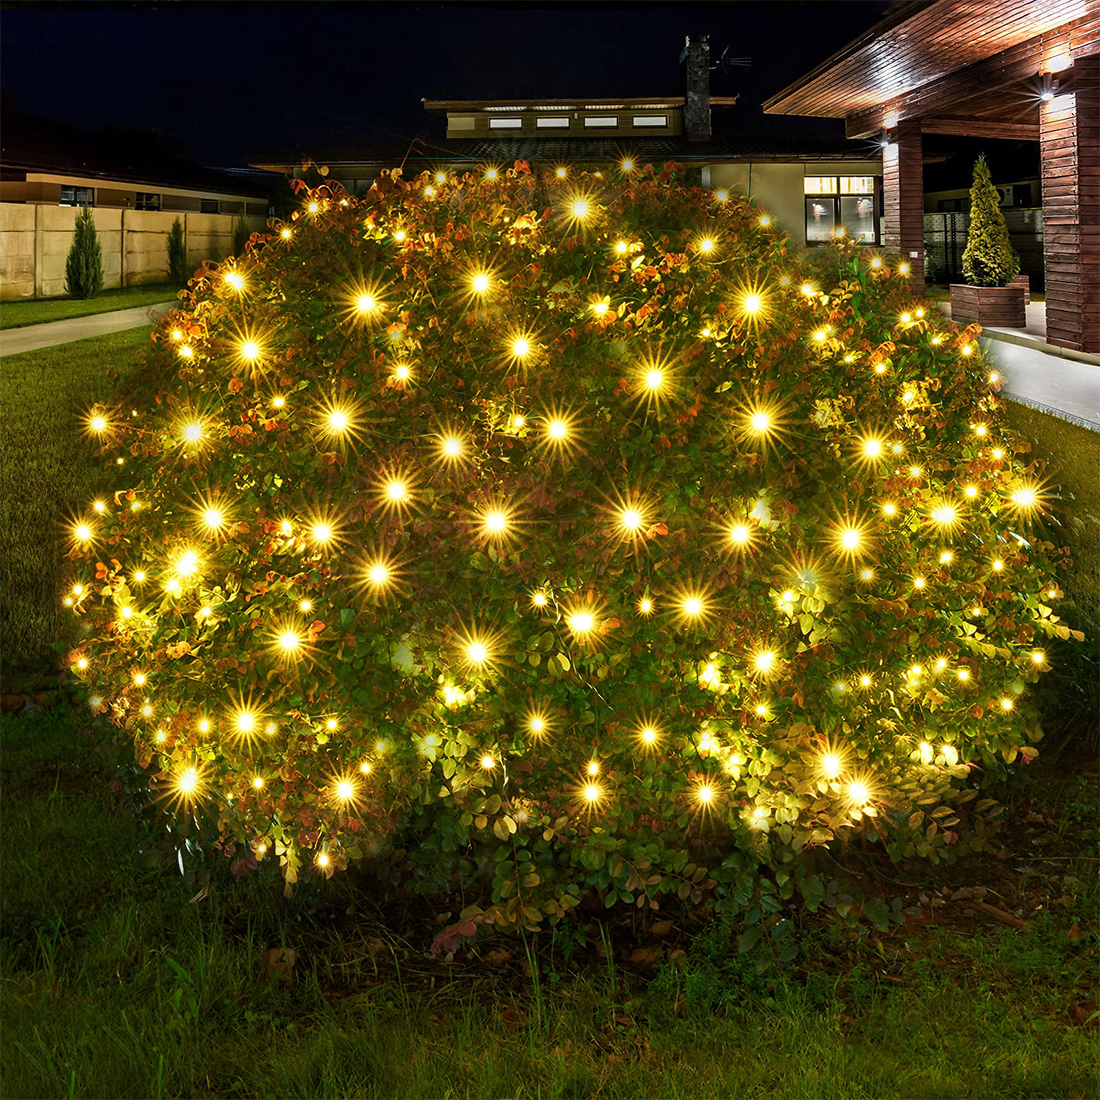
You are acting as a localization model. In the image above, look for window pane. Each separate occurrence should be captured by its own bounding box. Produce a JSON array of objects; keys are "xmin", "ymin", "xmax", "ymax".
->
[
  {"xmin": 840, "ymin": 196, "xmax": 876, "ymax": 243},
  {"xmin": 633, "ymin": 115, "xmax": 667, "ymax": 127},
  {"xmin": 583, "ymin": 116, "xmax": 618, "ymax": 127},
  {"xmin": 488, "ymin": 117, "xmax": 522, "ymax": 129},
  {"xmin": 536, "ymin": 117, "xmax": 570, "ymax": 128},
  {"xmin": 804, "ymin": 176, "xmax": 837, "ymax": 195},
  {"xmin": 805, "ymin": 197, "xmax": 835, "ymax": 243},
  {"xmin": 839, "ymin": 176, "xmax": 875, "ymax": 194}
]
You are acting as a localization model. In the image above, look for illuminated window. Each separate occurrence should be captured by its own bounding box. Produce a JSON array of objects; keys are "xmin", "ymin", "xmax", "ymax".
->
[
  {"xmin": 584, "ymin": 116, "xmax": 619, "ymax": 128},
  {"xmin": 489, "ymin": 117, "xmax": 522, "ymax": 129},
  {"xmin": 536, "ymin": 117, "xmax": 570, "ymax": 129},
  {"xmin": 134, "ymin": 192, "xmax": 161, "ymax": 211},
  {"xmin": 60, "ymin": 185, "xmax": 94, "ymax": 207},
  {"xmin": 633, "ymin": 115, "xmax": 668, "ymax": 128},
  {"xmin": 805, "ymin": 175, "xmax": 879, "ymax": 246}
]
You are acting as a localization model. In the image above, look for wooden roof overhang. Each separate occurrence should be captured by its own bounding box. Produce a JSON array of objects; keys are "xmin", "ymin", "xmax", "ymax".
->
[{"xmin": 763, "ymin": 0, "xmax": 1100, "ymax": 141}]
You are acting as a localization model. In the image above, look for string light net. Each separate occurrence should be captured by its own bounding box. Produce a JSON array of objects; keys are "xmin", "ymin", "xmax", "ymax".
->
[{"xmin": 67, "ymin": 161, "xmax": 1079, "ymax": 925}]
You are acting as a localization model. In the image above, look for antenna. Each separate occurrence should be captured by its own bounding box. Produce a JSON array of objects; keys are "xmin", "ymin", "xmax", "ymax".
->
[{"xmin": 713, "ymin": 46, "xmax": 753, "ymax": 72}]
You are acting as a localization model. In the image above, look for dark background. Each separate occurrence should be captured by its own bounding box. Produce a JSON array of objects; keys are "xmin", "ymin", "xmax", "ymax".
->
[{"xmin": 0, "ymin": 1, "xmax": 1036, "ymax": 184}]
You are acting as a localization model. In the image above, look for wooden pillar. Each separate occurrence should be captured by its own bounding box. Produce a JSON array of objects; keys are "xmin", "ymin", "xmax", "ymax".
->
[
  {"xmin": 1040, "ymin": 56, "xmax": 1099, "ymax": 354},
  {"xmin": 882, "ymin": 119, "xmax": 925, "ymax": 290}
]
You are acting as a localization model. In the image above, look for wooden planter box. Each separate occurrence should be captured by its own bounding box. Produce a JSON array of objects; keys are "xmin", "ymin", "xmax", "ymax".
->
[
  {"xmin": 1007, "ymin": 275, "xmax": 1031, "ymax": 304},
  {"xmin": 950, "ymin": 283, "xmax": 1027, "ymax": 327}
]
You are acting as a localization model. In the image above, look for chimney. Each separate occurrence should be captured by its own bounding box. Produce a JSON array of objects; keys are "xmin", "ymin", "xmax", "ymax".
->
[{"xmin": 680, "ymin": 34, "xmax": 711, "ymax": 142}]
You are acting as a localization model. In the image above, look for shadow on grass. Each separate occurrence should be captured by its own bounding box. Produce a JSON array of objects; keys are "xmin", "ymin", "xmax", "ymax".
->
[{"xmin": 1, "ymin": 702, "xmax": 1095, "ymax": 1100}]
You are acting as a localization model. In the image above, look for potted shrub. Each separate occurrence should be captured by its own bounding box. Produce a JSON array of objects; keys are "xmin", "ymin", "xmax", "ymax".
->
[{"xmin": 950, "ymin": 154, "xmax": 1025, "ymax": 326}]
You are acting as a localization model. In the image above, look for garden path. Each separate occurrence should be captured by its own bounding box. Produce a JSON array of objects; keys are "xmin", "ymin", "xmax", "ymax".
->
[{"xmin": 0, "ymin": 301, "xmax": 173, "ymax": 357}]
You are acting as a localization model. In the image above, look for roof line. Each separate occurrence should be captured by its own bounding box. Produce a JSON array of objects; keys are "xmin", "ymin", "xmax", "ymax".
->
[
  {"xmin": 762, "ymin": 0, "xmax": 939, "ymax": 114},
  {"xmin": 422, "ymin": 96, "xmax": 738, "ymax": 111}
]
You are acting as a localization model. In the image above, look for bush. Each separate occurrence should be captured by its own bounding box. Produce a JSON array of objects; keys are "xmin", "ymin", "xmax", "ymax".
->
[
  {"xmin": 68, "ymin": 163, "xmax": 1079, "ymax": 932},
  {"xmin": 64, "ymin": 206, "xmax": 104, "ymax": 300},
  {"xmin": 166, "ymin": 216, "xmax": 190, "ymax": 287},
  {"xmin": 232, "ymin": 214, "xmax": 250, "ymax": 257},
  {"xmin": 961, "ymin": 154, "xmax": 1019, "ymax": 287}
]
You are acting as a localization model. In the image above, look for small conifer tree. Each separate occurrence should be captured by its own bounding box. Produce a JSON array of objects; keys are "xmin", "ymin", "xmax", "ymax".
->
[
  {"xmin": 64, "ymin": 206, "xmax": 104, "ymax": 300},
  {"xmin": 232, "ymin": 214, "xmax": 250, "ymax": 257},
  {"xmin": 961, "ymin": 155, "xmax": 1020, "ymax": 287},
  {"xmin": 166, "ymin": 216, "xmax": 190, "ymax": 287}
]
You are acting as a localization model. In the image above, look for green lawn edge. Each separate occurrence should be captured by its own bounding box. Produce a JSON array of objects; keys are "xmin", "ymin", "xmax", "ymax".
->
[{"xmin": 0, "ymin": 285, "xmax": 181, "ymax": 330}]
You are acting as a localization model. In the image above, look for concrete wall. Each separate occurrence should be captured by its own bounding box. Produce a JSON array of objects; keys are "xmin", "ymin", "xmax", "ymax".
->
[{"xmin": 0, "ymin": 205, "xmax": 267, "ymax": 300}]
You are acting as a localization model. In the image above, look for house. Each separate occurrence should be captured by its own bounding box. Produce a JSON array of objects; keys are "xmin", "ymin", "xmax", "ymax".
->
[
  {"xmin": 0, "ymin": 111, "xmax": 282, "ymax": 299},
  {"xmin": 250, "ymin": 36, "xmax": 886, "ymax": 250},
  {"xmin": 763, "ymin": 0, "xmax": 1099, "ymax": 355}
]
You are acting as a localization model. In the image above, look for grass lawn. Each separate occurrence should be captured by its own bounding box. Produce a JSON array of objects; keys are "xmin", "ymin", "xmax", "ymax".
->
[
  {"xmin": 0, "ymin": 327, "xmax": 152, "ymax": 679},
  {"xmin": 1, "ymin": 701, "xmax": 1096, "ymax": 1100},
  {"xmin": 0, "ymin": 285, "xmax": 180, "ymax": 330}
]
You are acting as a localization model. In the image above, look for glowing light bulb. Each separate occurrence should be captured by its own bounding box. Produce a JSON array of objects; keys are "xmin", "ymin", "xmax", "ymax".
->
[
  {"xmin": 568, "ymin": 611, "xmax": 595, "ymax": 635},
  {"xmin": 859, "ymin": 675, "xmax": 871, "ymax": 687},
  {"xmin": 840, "ymin": 527, "xmax": 862, "ymax": 552},
  {"xmin": 641, "ymin": 726, "xmax": 657, "ymax": 744},
  {"xmin": 821, "ymin": 753, "xmax": 842, "ymax": 779},
  {"xmin": 848, "ymin": 780, "xmax": 870, "ymax": 805},
  {"xmin": 644, "ymin": 368, "xmax": 664, "ymax": 391},
  {"xmin": 280, "ymin": 228, "xmax": 292, "ymax": 240},
  {"xmin": 224, "ymin": 272, "xmax": 244, "ymax": 291},
  {"xmin": 750, "ymin": 411, "xmax": 770, "ymax": 433},
  {"xmin": 482, "ymin": 510, "xmax": 508, "ymax": 535},
  {"xmin": 77, "ymin": 657, "xmax": 88, "ymax": 670},
  {"xmin": 883, "ymin": 503, "xmax": 897, "ymax": 517},
  {"xmin": 356, "ymin": 293, "xmax": 377, "ymax": 314},
  {"xmin": 317, "ymin": 852, "xmax": 330, "ymax": 868},
  {"xmin": 367, "ymin": 563, "xmax": 389, "ymax": 587},
  {"xmin": 203, "ymin": 508, "xmax": 225, "ymax": 531},
  {"xmin": 472, "ymin": 273, "xmax": 490, "ymax": 294},
  {"xmin": 571, "ymin": 200, "xmax": 589, "ymax": 219},
  {"xmin": 965, "ymin": 485, "xmax": 978, "ymax": 498},
  {"xmin": 177, "ymin": 769, "xmax": 199, "ymax": 795},
  {"xmin": 939, "ymin": 551, "xmax": 953, "ymax": 565},
  {"xmin": 548, "ymin": 419, "xmax": 568, "ymax": 441},
  {"xmin": 532, "ymin": 591, "xmax": 548, "ymax": 608},
  {"xmin": 511, "ymin": 337, "xmax": 530, "ymax": 358},
  {"xmin": 252, "ymin": 775, "xmax": 264, "ymax": 790},
  {"xmin": 298, "ymin": 599, "xmax": 312, "ymax": 612},
  {"xmin": 512, "ymin": 415, "xmax": 525, "ymax": 429},
  {"xmin": 386, "ymin": 480, "xmax": 407, "ymax": 503},
  {"xmin": 279, "ymin": 631, "xmax": 301, "ymax": 653},
  {"xmin": 556, "ymin": 167, "xmax": 567, "ymax": 179},
  {"xmin": 862, "ymin": 438, "xmax": 883, "ymax": 459},
  {"xmin": 480, "ymin": 754, "xmax": 496, "ymax": 769},
  {"xmin": 90, "ymin": 415, "xmax": 107, "ymax": 432},
  {"xmin": 584, "ymin": 783, "xmax": 601, "ymax": 803},
  {"xmin": 1031, "ymin": 649, "xmax": 1045, "ymax": 665},
  {"xmin": 621, "ymin": 158, "xmax": 634, "ymax": 172},
  {"xmin": 696, "ymin": 785, "xmax": 714, "ymax": 805},
  {"xmin": 272, "ymin": 396, "xmax": 285, "ymax": 409},
  {"xmin": 1001, "ymin": 697, "xmax": 1014, "ymax": 711},
  {"xmin": 615, "ymin": 240, "xmax": 628, "ymax": 254},
  {"xmin": 393, "ymin": 364, "xmax": 411, "ymax": 382},
  {"xmin": 1012, "ymin": 487, "xmax": 1037, "ymax": 508},
  {"xmin": 528, "ymin": 716, "xmax": 545, "ymax": 736},
  {"xmin": 682, "ymin": 596, "xmax": 704, "ymax": 618},
  {"xmin": 183, "ymin": 422, "xmax": 203, "ymax": 443},
  {"xmin": 728, "ymin": 523, "xmax": 750, "ymax": 546},
  {"xmin": 587, "ymin": 761, "xmax": 599, "ymax": 777},
  {"xmin": 638, "ymin": 597, "xmax": 653, "ymax": 615},
  {"xmin": 308, "ymin": 202, "xmax": 319, "ymax": 214},
  {"xmin": 754, "ymin": 650, "xmax": 775, "ymax": 674},
  {"xmin": 312, "ymin": 523, "xmax": 332, "ymax": 543},
  {"xmin": 913, "ymin": 576, "xmax": 926, "ymax": 590},
  {"xmin": 698, "ymin": 238, "xmax": 715, "ymax": 253},
  {"xmin": 812, "ymin": 328, "xmax": 827, "ymax": 343},
  {"xmin": 759, "ymin": 214, "xmax": 771, "ymax": 227},
  {"xmin": 466, "ymin": 641, "xmax": 488, "ymax": 665},
  {"xmin": 619, "ymin": 507, "xmax": 643, "ymax": 533},
  {"xmin": 240, "ymin": 340, "xmax": 259, "ymax": 361}
]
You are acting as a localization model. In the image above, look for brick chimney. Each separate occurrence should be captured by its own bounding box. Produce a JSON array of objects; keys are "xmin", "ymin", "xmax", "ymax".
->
[{"xmin": 680, "ymin": 34, "xmax": 711, "ymax": 141}]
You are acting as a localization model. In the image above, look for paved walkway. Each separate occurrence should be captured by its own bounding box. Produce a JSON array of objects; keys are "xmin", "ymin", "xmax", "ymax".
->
[
  {"xmin": 982, "ymin": 337, "xmax": 1100, "ymax": 429},
  {"xmin": 937, "ymin": 300, "xmax": 1099, "ymax": 429},
  {"xmin": 0, "ymin": 301, "xmax": 174, "ymax": 357}
]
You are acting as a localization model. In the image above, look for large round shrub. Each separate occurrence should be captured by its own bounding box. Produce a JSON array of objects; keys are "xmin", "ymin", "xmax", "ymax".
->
[{"xmin": 68, "ymin": 162, "xmax": 1077, "ymax": 929}]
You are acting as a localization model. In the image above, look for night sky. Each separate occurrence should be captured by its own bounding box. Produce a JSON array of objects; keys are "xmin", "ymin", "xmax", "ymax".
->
[{"xmin": 1, "ymin": 1, "xmax": 898, "ymax": 165}]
